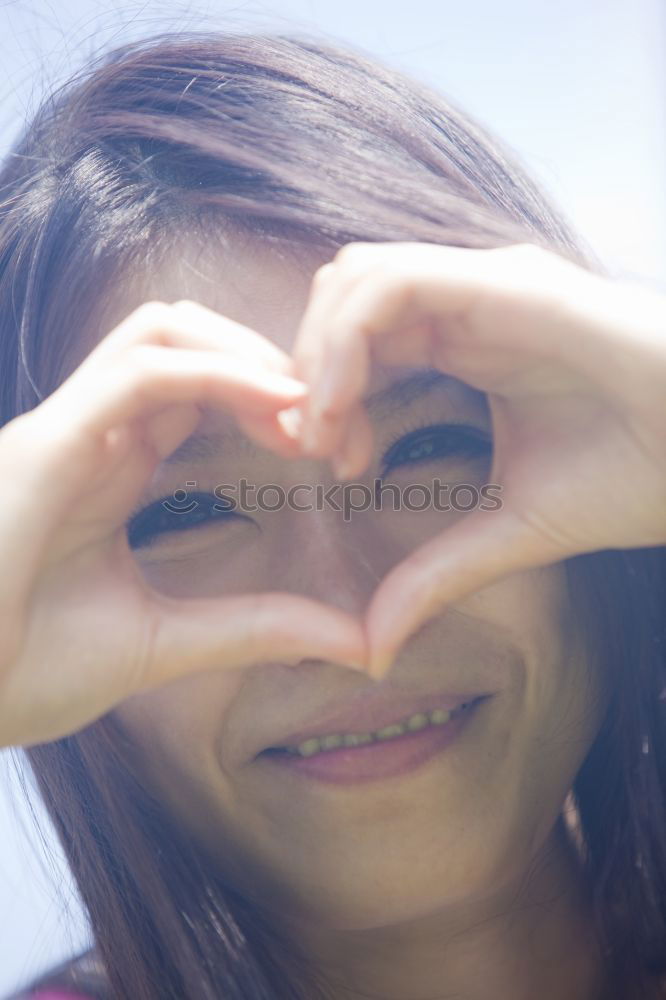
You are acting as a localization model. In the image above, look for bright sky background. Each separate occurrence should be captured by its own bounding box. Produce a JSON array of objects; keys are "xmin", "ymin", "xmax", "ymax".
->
[{"xmin": 0, "ymin": 0, "xmax": 664, "ymax": 995}]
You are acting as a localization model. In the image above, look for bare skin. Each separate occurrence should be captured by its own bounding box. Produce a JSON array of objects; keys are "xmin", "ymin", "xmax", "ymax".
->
[{"xmin": 3, "ymin": 229, "xmax": 665, "ymax": 998}]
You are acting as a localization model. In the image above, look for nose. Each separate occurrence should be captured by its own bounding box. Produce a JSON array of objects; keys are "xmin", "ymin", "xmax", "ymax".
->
[{"xmin": 267, "ymin": 501, "xmax": 392, "ymax": 617}]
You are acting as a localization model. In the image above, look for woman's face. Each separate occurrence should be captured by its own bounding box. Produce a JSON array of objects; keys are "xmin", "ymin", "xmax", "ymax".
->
[{"xmin": 93, "ymin": 234, "xmax": 605, "ymax": 932}]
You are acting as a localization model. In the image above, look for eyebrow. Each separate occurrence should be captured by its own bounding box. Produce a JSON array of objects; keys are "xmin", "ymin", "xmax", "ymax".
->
[{"xmin": 162, "ymin": 369, "xmax": 468, "ymax": 466}]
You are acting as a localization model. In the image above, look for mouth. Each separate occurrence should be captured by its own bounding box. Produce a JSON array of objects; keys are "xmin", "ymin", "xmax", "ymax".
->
[{"xmin": 257, "ymin": 695, "xmax": 490, "ymax": 785}]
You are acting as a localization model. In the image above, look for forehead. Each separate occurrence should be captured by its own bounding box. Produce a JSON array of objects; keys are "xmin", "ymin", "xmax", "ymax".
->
[
  {"xmin": 142, "ymin": 231, "xmax": 332, "ymax": 358},
  {"xmin": 57, "ymin": 229, "xmax": 330, "ymax": 382},
  {"xmin": 61, "ymin": 231, "xmax": 487, "ymax": 435}
]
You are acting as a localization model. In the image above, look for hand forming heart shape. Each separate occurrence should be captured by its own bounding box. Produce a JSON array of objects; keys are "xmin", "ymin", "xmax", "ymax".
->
[
  {"xmin": 3, "ymin": 240, "xmax": 665, "ymax": 748},
  {"xmin": 167, "ymin": 239, "xmax": 666, "ymax": 680},
  {"xmin": 287, "ymin": 240, "xmax": 666, "ymax": 676}
]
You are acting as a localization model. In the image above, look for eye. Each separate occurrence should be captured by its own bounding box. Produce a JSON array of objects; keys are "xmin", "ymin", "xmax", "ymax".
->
[
  {"xmin": 126, "ymin": 491, "xmax": 239, "ymax": 551},
  {"xmin": 380, "ymin": 422, "xmax": 492, "ymax": 475}
]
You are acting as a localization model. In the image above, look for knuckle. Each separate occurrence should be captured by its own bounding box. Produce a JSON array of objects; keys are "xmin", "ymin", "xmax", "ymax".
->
[
  {"xmin": 122, "ymin": 349, "xmax": 201, "ymax": 407},
  {"xmin": 124, "ymin": 344, "xmax": 167, "ymax": 389},
  {"xmin": 387, "ymin": 265, "xmax": 419, "ymax": 303},
  {"xmin": 311, "ymin": 262, "xmax": 336, "ymax": 290},
  {"xmin": 494, "ymin": 242, "xmax": 551, "ymax": 267},
  {"xmin": 334, "ymin": 241, "xmax": 371, "ymax": 268},
  {"xmin": 124, "ymin": 300, "xmax": 176, "ymax": 345},
  {"xmin": 366, "ymin": 264, "xmax": 417, "ymax": 311},
  {"xmin": 487, "ymin": 242, "xmax": 563, "ymax": 297},
  {"xmin": 130, "ymin": 299, "xmax": 175, "ymax": 329},
  {"xmin": 169, "ymin": 298, "xmax": 203, "ymax": 314}
]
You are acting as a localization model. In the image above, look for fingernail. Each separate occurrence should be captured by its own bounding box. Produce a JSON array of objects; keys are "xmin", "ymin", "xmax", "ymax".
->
[
  {"xmin": 368, "ymin": 648, "xmax": 396, "ymax": 681},
  {"xmin": 276, "ymin": 405, "xmax": 304, "ymax": 439},
  {"xmin": 311, "ymin": 367, "xmax": 340, "ymax": 421},
  {"xmin": 333, "ymin": 453, "xmax": 354, "ymax": 481},
  {"xmin": 300, "ymin": 415, "xmax": 322, "ymax": 454}
]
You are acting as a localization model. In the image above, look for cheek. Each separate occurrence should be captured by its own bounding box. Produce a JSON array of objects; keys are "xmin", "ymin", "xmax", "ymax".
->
[
  {"xmin": 130, "ymin": 522, "xmax": 264, "ymax": 599},
  {"xmin": 434, "ymin": 559, "xmax": 607, "ymax": 800},
  {"xmin": 457, "ymin": 564, "xmax": 607, "ymax": 799},
  {"xmin": 112, "ymin": 668, "xmax": 246, "ymax": 809},
  {"xmin": 375, "ymin": 455, "xmax": 494, "ymax": 553},
  {"xmin": 455, "ymin": 563, "xmax": 573, "ymax": 657}
]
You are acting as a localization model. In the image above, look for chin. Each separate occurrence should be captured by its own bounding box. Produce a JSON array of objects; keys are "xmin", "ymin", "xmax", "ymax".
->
[{"xmin": 276, "ymin": 853, "xmax": 499, "ymax": 931}]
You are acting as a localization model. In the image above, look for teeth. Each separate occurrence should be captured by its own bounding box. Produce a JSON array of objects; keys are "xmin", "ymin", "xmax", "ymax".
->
[
  {"xmin": 405, "ymin": 712, "xmax": 429, "ymax": 731},
  {"xmin": 297, "ymin": 738, "xmax": 324, "ymax": 757},
  {"xmin": 289, "ymin": 705, "xmax": 469, "ymax": 757},
  {"xmin": 342, "ymin": 732, "xmax": 374, "ymax": 747},
  {"xmin": 320, "ymin": 734, "xmax": 344, "ymax": 750},
  {"xmin": 375, "ymin": 723, "xmax": 407, "ymax": 740}
]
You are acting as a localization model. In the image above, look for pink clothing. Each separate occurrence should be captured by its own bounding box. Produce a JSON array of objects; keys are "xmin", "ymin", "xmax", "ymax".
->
[
  {"xmin": 29, "ymin": 993, "xmax": 93, "ymax": 999},
  {"xmin": 11, "ymin": 947, "xmax": 106, "ymax": 998}
]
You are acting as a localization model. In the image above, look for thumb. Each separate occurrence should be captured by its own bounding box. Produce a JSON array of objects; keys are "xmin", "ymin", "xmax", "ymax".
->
[
  {"xmin": 365, "ymin": 508, "xmax": 561, "ymax": 679},
  {"xmin": 136, "ymin": 591, "xmax": 369, "ymax": 692}
]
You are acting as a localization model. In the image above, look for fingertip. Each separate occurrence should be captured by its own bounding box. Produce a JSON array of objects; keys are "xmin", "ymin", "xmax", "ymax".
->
[
  {"xmin": 310, "ymin": 367, "xmax": 343, "ymax": 422},
  {"xmin": 346, "ymin": 657, "xmax": 373, "ymax": 676},
  {"xmin": 276, "ymin": 405, "xmax": 304, "ymax": 439},
  {"xmin": 367, "ymin": 645, "xmax": 399, "ymax": 682},
  {"xmin": 262, "ymin": 372, "xmax": 310, "ymax": 399},
  {"xmin": 334, "ymin": 406, "xmax": 373, "ymax": 481},
  {"xmin": 302, "ymin": 413, "xmax": 347, "ymax": 459},
  {"xmin": 299, "ymin": 416, "xmax": 324, "ymax": 455},
  {"xmin": 332, "ymin": 452, "xmax": 354, "ymax": 481},
  {"xmin": 364, "ymin": 609, "xmax": 397, "ymax": 676}
]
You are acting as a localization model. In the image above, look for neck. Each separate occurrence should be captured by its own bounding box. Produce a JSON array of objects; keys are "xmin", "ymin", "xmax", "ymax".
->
[{"xmin": 297, "ymin": 813, "xmax": 610, "ymax": 1000}]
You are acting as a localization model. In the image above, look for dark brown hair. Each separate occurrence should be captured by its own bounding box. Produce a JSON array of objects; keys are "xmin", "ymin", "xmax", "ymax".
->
[{"xmin": 1, "ymin": 27, "xmax": 665, "ymax": 1000}]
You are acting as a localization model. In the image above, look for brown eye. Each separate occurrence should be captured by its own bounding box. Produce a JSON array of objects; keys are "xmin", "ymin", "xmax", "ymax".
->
[
  {"xmin": 381, "ymin": 423, "xmax": 492, "ymax": 474},
  {"xmin": 126, "ymin": 492, "xmax": 238, "ymax": 550}
]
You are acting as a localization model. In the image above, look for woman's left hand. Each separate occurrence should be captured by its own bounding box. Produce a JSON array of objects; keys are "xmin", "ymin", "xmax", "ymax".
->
[{"xmin": 290, "ymin": 241, "xmax": 666, "ymax": 676}]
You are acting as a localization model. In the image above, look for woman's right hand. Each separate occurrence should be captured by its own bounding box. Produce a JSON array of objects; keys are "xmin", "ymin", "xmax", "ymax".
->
[{"xmin": 0, "ymin": 300, "xmax": 367, "ymax": 749}]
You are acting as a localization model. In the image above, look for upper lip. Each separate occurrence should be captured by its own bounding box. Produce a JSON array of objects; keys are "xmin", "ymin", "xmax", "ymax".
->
[{"xmin": 256, "ymin": 688, "xmax": 493, "ymax": 754}]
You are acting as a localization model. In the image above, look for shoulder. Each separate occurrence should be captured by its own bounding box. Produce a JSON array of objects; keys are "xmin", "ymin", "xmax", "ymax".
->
[{"xmin": 5, "ymin": 947, "xmax": 109, "ymax": 1000}]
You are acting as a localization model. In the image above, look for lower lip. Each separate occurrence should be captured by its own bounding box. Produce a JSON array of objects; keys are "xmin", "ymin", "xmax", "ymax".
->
[{"xmin": 257, "ymin": 697, "xmax": 488, "ymax": 785}]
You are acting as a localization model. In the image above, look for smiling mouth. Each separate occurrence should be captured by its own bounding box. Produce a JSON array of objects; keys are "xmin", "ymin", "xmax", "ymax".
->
[{"xmin": 261, "ymin": 696, "xmax": 486, "ymax": 759}]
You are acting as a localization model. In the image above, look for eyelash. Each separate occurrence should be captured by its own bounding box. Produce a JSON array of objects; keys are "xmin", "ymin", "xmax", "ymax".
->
[
  {"xmin": 126, "ymin": 421, "xmax": 493, "ymax": 550},
  {"xmin": 380, "ymin": 420, "xmax": 492, "ymax": 476}
]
